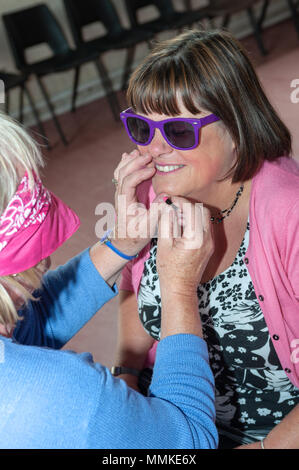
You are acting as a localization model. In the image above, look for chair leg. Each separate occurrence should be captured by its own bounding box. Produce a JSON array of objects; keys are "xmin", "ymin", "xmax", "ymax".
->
[
  {"xmin": 257, "ymin": 0, "xmax": 270, "ymax": 29},
  {"xmin": 222, "ymin": 14, "xmax": 231, "ymax": 29},
  {"xmin": 36, "ymin": 75, "xmax": 68, "ymax": 146},
  {"xmin": 24, "ymin": 84, "xmax": 51, "ymax": 150},
  {"xmin": 287, "ymin": 0, "xmax": 299, "ymax": 38},
  {"xmin": 71, "ymin": 66, "xmax": 80, "ymax": 113},
  {"xmin": 147, "ymin": 39, "xmax": 154, "ymax": 51},
  {"xmin": 121, "ymin": 46, "xmax": 135, "ymax": 91},
  {"xmin": 19, "ymin": 85, "xmax": 24, "ymax": 123},
  {"xmin": 94, "ymin": 58, "xmax": 120, "ymax": 122},
  {"xmin": 4, "ymin": 89, "xmax": 10, "ymax": 114},
  {"xmin": 247, "ymin": 7, "xmax": 268, "ymax": 55}
]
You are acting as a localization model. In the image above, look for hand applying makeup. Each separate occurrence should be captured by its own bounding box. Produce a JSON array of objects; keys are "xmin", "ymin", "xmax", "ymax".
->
[{"xmin": 109, "ymin": 149, "xmax": 164, "ymax": 257}]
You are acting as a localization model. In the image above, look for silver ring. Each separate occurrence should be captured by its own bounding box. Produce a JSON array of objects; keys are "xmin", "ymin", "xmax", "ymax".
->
[{"xmin": 112, "ymin": 178, "xmax": 118, "ymax": 186}]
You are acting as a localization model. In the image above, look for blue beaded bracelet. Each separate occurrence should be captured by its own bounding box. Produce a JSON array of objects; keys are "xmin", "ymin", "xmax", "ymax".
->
[{"xmin": 100, "ymin": 230, "xmax": 138, "ymax": 261}]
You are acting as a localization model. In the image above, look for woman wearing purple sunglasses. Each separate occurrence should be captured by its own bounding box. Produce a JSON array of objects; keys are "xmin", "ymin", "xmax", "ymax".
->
[{"xmin": 115, "ymin": 29, "xmax": 299, "ymax": 449}]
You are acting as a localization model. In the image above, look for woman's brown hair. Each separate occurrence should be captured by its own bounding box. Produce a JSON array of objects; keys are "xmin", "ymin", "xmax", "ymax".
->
[{"xmin": 127, "ymin": 29, "xmax": 292, "ymax": 183}]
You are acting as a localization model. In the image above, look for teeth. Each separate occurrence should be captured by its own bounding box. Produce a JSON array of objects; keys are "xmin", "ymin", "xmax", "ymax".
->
[{"xmin": 155, "ymin": 164, "xmax": 184, "ymax": 173}]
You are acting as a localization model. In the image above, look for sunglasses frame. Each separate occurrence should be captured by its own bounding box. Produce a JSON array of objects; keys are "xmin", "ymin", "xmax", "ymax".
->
[{"xmin": 120, "ymin": 107, "xmax": 221, "ymax": 150}]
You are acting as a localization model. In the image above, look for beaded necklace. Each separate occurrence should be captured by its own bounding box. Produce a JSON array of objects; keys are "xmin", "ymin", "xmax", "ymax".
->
[{"xmin": 210, "ymin": 183, "xmax": 244, "ymax": 224}]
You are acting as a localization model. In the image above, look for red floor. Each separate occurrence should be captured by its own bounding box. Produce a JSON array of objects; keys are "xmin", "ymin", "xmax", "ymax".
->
[{"xmin": 30, "ymin": 18, "xmax": 299, "ymax": 368}]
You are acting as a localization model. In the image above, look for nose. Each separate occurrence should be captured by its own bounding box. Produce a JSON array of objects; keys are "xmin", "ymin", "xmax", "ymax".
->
[{"xmin": 145, "ymin": 128, "xmax": 172, "ymax": 157}]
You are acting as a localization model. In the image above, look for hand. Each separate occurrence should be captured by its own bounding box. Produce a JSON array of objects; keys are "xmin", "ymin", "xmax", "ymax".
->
[
  {"xmin": 157, "ymin": 196, "xmax": 214, "ymax": 296},
  {"xmin": 156, "ymin": 197, "xmax": 214, "ymax": 339},
  {"xmin": 234, "ymin": 441, "xmax": 263, "ymax": 449},
  {"xmin": 111, "ymin": 149, "xmax": 164, "ymax": 256},
  {"xmin": 90, "ymin": 150, "xmax": 164, "ymax": 284}
]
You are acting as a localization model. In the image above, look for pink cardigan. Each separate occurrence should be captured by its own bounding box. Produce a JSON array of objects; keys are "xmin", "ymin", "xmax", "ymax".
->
[{"xmin": 120, "ymin": 157, "xmax": 299, "ymax": 388}]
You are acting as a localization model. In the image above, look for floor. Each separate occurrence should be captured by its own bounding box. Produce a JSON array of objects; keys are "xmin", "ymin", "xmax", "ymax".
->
[{"xmin": 29, "ymin": 18, "xmax": 299, "ymax": 368}]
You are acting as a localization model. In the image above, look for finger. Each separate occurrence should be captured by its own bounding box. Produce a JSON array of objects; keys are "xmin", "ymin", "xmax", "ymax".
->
[
  {"xmin": 116, "ymin": 153, "xmax": 152, "ymax": 183},
  {"xmin": 147, "ymin": 194, "xmax": 170, "ymax": 238},
  {"xmin": 170, "ymin": 201, "xmax": 204, "ymax": 249},
  {"xmin": 114, "ymin": 152, "xmax": 133, "ymax": 181},
  {"xmin": 165, "ymin": 196, "xmax": 196, "ymax": 240},
  {"xmin": 120, "ymin": 166, "xmax": 156, "ymax": 202},
  {"xmin": 114, "ymin": 150, "xmax": 150, "ymax": 181},
  {"xmin": 157, "ymin": 202, "xmax": 175, "ymax": 250},
  {"xmin": 183, "ymin": 202, "xmax": 204, "ymax": 242}
]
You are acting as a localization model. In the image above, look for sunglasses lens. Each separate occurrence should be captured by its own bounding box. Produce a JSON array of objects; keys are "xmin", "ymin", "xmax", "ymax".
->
[
  {"xmin": 164, "ymin": 121, "xmax": 195, "ymax": 149},
  {"xmin": 127, "ymin": 117, "xmax": 150, "ymax": 144}
]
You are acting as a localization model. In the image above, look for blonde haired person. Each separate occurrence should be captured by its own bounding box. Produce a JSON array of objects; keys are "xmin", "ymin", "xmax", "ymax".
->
[
  {"xmin": 0, "ymin": 112, "xmax": 45, "ymax": 334},
  {"xmin": 0, "ymin": 111, "xmax": 218, "ymax": 449}
]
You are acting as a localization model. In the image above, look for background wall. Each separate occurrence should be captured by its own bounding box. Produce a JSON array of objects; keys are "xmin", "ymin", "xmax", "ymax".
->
[{"xmin": 0, "ymin": 0, "xmax": 292, "ymax": 124}]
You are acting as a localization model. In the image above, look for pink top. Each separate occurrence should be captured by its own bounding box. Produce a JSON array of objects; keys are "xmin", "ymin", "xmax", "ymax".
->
[{"xmin": 120, "ymin": 157, "xmax": 299, "ymax": 388}]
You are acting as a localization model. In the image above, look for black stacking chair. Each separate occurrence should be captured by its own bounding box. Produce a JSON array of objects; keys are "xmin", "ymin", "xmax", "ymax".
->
[
  {"xmin": 0, "ymin": 71, "xmax": 49, "ymax": 148},
  {"xmin": 128, "ymin": 1, "xmax": 271, "ymax": 56},
  {"xmin": 2, "ymin": 3, "xmax": 120, "ymax": 146},
  {"xmin": 124, "ymin": 0, "xmax": 209, "ymax": 35},
  {"xmin": 287, "ymin": 0, "xmax": 299, "ymax": 37},
  {"xmin": 63, "ymin": 0, "xmax": 154, "ymax": 100},
  {"xmin": 204, "ymin": 0, "xmax": 271, "ymax": 56}
]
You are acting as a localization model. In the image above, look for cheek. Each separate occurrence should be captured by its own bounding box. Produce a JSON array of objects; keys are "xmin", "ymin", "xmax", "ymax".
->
[
  {"xmin": 201, "ymin": 126, "xmax": 236, "ymax": 168},
  {"xmin": 186, "ymin": 133, "xmax": 235, "ymax": 180},
  {"xmin": 179, "ymin": 150, "xmax": 213, "ymax": 179}
]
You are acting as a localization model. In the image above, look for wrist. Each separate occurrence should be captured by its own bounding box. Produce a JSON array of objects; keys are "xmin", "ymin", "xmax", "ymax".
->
[
  {"xmin": 99, "ymin": 229, "xmax": 140, "ymax": 261},
  {"xmin": 160, "ymin": 292, "xmax": 202, "ymax": 339},
  {"xmin": 109, "ymin": 236, "xmax": 140, "ymax": 258},
  {"xmin": 112, "ymin": 224, "xmax": 151, "ymax": 257},
  {"xmin": 160, "ymin": 284, "xmax": 198, "ymax": 302},
  {"xmin": 90, "ymin": 242, "xmax": 127, "ymax": 284}
]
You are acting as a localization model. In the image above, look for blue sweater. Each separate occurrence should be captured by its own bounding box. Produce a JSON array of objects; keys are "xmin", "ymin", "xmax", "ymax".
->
[{"xmin": 0, "ymin": 249, "xmax": 217, "ymax": 449}]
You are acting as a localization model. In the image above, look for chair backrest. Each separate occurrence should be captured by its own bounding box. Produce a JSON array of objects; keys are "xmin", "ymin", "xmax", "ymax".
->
[
  {"xmin": 2, "ymin": 3, "xmax": 70, "ymax": 70},
  {"xmin": 125, "ymin": 0, "xmax": 176, "ymax": 27},
  {"xmin": 63, "ymin": 0, "xmax": 124, "ymax": 46},
  {"xmin": 208, "ymin": 0, "xmax": 261, "ymax": 8}
]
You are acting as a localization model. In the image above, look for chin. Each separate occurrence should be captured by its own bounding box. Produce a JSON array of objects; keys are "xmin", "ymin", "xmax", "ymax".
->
[{"xmin": 152, "ymin": 177, "xmax": 183, "ymax": 197}]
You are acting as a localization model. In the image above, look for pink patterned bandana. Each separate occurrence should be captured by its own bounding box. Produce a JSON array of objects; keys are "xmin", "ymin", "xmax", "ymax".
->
[{"xmin": 0, "ymin": 171, "xmax": 80, "ymax": 276}]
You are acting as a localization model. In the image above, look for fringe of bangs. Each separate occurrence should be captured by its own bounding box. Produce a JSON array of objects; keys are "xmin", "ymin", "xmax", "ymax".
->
[{"xmin": 128, "ymin": 55, "xmax": 205, "ymax": 117}]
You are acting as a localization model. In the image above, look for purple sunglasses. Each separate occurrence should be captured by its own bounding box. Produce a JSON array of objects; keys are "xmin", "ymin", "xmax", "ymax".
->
[{"xmin": 120, "ymin": 107, "xmax": 221, "ymax": 150}]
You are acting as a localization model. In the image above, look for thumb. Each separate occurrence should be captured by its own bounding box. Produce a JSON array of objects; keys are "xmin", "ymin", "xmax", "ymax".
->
[
  {"xmin": 147, "ymin": 193, "xmax": 169, "ymax": 238},
  {"xmin": 157, "ymin": 201, "xmax": 177, "ymax": 250}
]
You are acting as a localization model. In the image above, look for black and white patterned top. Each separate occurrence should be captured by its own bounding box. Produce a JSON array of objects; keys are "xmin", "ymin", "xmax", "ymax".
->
[{"xmin": 137, "ymin": 218, "xmax": 299, "ymax": 445}]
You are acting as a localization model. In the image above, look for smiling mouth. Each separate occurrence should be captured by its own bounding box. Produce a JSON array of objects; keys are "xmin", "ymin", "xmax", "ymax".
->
[{"xmin": 155, "ymin": 164, "xmax": 185, "ymax": 174}]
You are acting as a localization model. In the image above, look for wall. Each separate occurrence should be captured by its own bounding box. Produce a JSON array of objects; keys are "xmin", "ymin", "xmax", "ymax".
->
[{"xmin": 0, "ymin": 0, "xmax": 292, "ymax": 124}]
